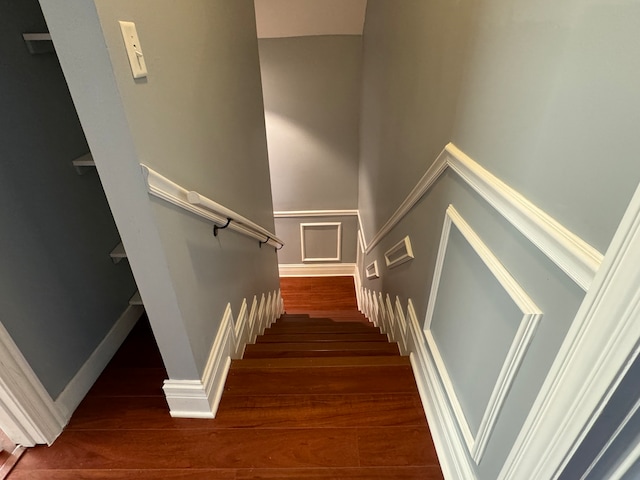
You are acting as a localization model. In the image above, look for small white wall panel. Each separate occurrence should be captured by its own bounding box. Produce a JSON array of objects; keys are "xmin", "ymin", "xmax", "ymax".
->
[
  {"xmin": 385, "ymin": 235, "xmax": 414, "ymax": 268},
  {"xmin": 366, "ymin": 260, "xmax": 379, "ymax": 279}
]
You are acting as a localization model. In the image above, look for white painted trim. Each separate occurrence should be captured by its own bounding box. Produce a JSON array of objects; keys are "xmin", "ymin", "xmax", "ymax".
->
[
  {"xmin": 424, "ymin": 205, "xmax": 543, "ymax": 463},
  {"xmin": 273, "ymin": 209, "xmax": 358, "ymax": 218},
  {"xmin": 248, "ymin": 295, "xmax": 259, "ymax": 344},
  {"xmin": 300, "ymin": 222, "xmax": 342, "ymax": 262},
  {"xmin": 406, "ymin": 299, "xmax": 478, "ymax": 480},
  {"xmin": 357, "ymin": 211, "xmax": 368, "ymax": 251},
  {"xmin": 358, "ymin": 293, "xmax": 477, "ymax": 479},
  {"xmin": 232, "ymin": 299, "xmax": 249, "ymax": 359},
  {"xmin": 393, "ymin": 296, "xmax": 408, "ymax": 355},
  {"xmin": 365, "ymin": 260, "xmax": 379, "ymax": 279},
  {"xmin": 499, "ymin": 182, "xmax": 640, "ymax": 479},
  {"xmin": 279, "ymin": 263, "xmax": 357, "ymax": 277},
  {"xmin": 384, "ymin": 235, "xmax": 415, "ymax": 268},
  {"xmin": 141, "ymin": 164, "xmax": 283, "ymax": 249},
  {"xmin": 354, "ymin": 264, "xmax": 363, "ymax": 312},
  {"xmin": 0, "ymin": 323, "xmax": 65, "ymax": 446},
  {"xmin": 377, "ymin": 292, "xmax": 388, "ymax": 336},
  {"xmin": 55, "ymin": 305, "xmax": 145, "ymax": 420},
  {"xmin": 605, "ymin": 441, "xmax": 640, "ymax": 480},
  {"xmin": 164, "ymin": 292, "xmax": 281, "ymax": 419},
  {"xmin": 386, "ymin": 294, "xmax": 398, "ymax": 345},
  {"xmin": 364, "ymin": 143, "xmax": 603, "ymax": 291},
  {"xmin": 579, "ymin": 395, "xmax": 640, "ymax": 480}
]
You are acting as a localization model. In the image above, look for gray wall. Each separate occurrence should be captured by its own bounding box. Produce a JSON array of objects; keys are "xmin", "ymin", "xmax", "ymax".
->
[
  {"xmin": 259, "ymin": 36, "xmax": 362, "ymax": 211},
  {"xmin": 259, "ymin": 36, "xmax": 362, "ymax": 266},
  {"xmin": 358, "ymin": 0, "xmax": 640, "ymax": 477},
  {"xmin": 0, "ymin": 0, "xmax": 137, "ymax": 399},
  {"xmin": 40, "ymin": 0, "xmax": 279, "ymax": 380}
]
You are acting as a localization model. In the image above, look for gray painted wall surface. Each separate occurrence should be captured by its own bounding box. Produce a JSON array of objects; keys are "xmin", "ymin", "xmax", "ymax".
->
[
  {"xmin": 358, "ymin": 0, "xmax": 640, "ymax": 476},
  {"xmin": 259, "ymin": 36, "xmax": 362, "ymax": 211},
  {"xmin": 40, "ymin": 0, "xmax": 279, "ymax": 381},
  {"xmin": 430, "ymin": 226, "xmax": 522, "ymax": 437},
  {"xmin": 275, "ymin": 216, "xmax": 358, "ymax": 265},
  {"xmin": 358, "ymin": 0, "xmax": 474, "ymax": 242},
  {"xmin": 92, "ymin": 0, "xmax": 280, "ymax": 374},
  {"xmin": 0, "ymin": 0, "xmax": 137, "ymax": 398}
]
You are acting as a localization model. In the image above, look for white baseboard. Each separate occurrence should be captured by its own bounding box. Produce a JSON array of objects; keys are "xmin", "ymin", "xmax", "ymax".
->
[
  {"xmin": 55, "ymin": 304, "xmax": 145, "ymax": 422},
  {"xmin": 359, "ymin": 289, "xmax": 476, "ymax": 479},
  {"xmin": 163, "ymin": 290, "xmax": 282, "ymax": 419},
  {"xmin": 279, "ymin": 263, "xmax": 357, "ymax": 277}
]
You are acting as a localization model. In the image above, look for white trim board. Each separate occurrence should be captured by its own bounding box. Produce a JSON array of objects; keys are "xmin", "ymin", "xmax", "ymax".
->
[
  {"xmin": 424, "ymin": 205, "xmax": 542, "ymax": 463},
  {"xmin": 384, "ymin": 235, "xmax": 414, "ymax": 268},
  {"xmin": 363, "ymin": 143, "xmax": 603, "ymax": 291},
  {"xmin": 0, "ymin": 323, "xmax": 65, "ymax": 446},
  {"xmin": 366, "ymin": 260, "xmax": 379, "ymax": 279},
  {"xmin": 55, "ymin": 304, "xmax": 145, "ymax": 421},
  {"xmin": 273, "ymin": 209, "xmax": 358, "ymax": 218},
  {"xmin": 359, "ymin": 293, "xmax": 477, "ymax": 479},
  {"xmin": 279, "ymin": 263, "xmax": 357, "ymax": 277},
  {"xmin": 498, "ymin": 181, "xmax": 640, "ymax": 479},
  {"xmin": 163, "ymin": 291, "xmax": 282, "ymax": 418},
  {"xmin": 300, "ymin": 222, "xmax": 342, "ymax": 262}
]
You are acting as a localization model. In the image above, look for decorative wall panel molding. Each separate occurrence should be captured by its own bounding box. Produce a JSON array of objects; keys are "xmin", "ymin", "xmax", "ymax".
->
[
  {"xmin": 384, "ymin": 236, "xmax": 415, "ymax": 268},
  {"xmin": 424, "ymin": 205, "xmax": 542, "ymax": 463},
  {"xmin": 365, "ymin": 260, "xmax": 379, "ymax": 279},
  {"xmin": 273, "ymin": 209, "xmax": 358, "ymax": 218},
  {"xmin": 163, "ymin": 290, "xmax": 282, "ymax": 419},
  {"xmin": 300, "ymin": 222, "xmax": 342, "ymax": 262},
  {"xmin": 362, "ymin": 143, "xmax": 603, "ymax": 291}
]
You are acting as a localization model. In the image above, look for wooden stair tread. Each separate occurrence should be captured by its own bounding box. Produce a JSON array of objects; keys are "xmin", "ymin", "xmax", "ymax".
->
[
  {"xmin": 231, "ymin": 356, "xmax": 411, "ymax": 368},
  {"xmin": 256, "ymin": 333, "xmax": 388, "ymax": 343},
  {"xmin": 243, "ymin": 342, "xmax": 400, "ymax": 359},
  {"xmin": 266, "ymin": 325, "xmax": 379, "ymax": 334},
  {"xmin": 224, "ymin": 365, "xmax": 419, "ymax": 395}
]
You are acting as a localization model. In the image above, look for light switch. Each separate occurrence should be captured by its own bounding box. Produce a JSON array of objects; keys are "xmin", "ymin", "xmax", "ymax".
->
[{"xmin": 119, "ymin": 21, "xmax": 147, "ymax": 79}]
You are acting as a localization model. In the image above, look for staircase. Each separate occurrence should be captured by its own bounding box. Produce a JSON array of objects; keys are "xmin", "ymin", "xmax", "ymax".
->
[
  {"xmin": 216, "ymin": 306, "xmax": 442, "ymax": 478},
  {"xmin": 12, "ymin": 277, "xmax": 442, "ymax": 479}
]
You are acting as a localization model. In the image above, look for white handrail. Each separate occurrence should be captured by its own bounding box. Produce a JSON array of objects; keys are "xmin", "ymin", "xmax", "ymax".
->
[{"xmin": 140, "ymin": 164, "xmax": 283, "ymax": 249}]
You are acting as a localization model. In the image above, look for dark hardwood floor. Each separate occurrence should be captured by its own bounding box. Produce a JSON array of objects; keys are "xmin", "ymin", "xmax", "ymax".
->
[{"xmin": 11, "ymin": 276, "xmax": 443, "ymax": 479}]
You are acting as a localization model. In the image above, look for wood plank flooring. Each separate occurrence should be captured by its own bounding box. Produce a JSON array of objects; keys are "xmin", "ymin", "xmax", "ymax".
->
[{"xmin": 12, "ymin": 277, "xmax": 442, "ymax": 479}]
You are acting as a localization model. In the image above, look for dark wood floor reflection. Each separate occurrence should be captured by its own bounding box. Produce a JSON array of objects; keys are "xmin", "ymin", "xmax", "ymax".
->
[{"xmin": 12, "ymin": 277, "xmax": 443, "ymax": 479}]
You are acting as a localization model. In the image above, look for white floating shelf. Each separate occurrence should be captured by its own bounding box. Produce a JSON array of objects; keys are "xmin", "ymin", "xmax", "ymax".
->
[
  {"xmin": 109, "ymin": 242, "xmax": 127, "ymax": 264},
  {"xmin": 22, "ymin": 33, "xmax": 54, "ymax": 55},
  {"xmin": 72, "ymin": 153, "xmax": 95, "ymax": 175},
  {"xmin": 129, "ymin": 291, "xmax": 143, "ymax": 306}
]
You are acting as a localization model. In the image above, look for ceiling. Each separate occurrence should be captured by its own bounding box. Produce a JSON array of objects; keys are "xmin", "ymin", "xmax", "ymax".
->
[{"xmin": 254, "ymin": 0, "xmax": 368, "ymax": 39}]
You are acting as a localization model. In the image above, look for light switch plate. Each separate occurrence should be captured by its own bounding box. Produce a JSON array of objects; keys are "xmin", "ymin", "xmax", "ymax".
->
[{"xmin": 119, "ymin": 21, "xmax": 147, "ymax": 79}]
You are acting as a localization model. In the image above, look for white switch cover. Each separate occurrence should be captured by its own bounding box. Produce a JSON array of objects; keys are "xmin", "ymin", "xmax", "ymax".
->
[{"xmin": 119, "ymin": 21, "xmax": 147, "ymax": 79}]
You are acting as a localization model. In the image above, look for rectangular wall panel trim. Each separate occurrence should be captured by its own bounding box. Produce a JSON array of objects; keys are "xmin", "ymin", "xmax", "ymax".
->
[
  {"xmin": 424, "ymin": 205, "xmax": 543, "ymax": 463},
  {"xmin": 300, "ymin": 222, "xmax": 342, "ymax": 262}
]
